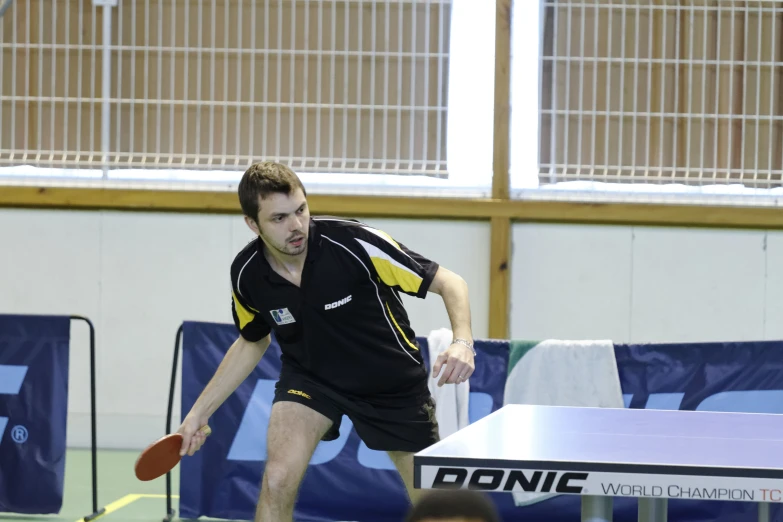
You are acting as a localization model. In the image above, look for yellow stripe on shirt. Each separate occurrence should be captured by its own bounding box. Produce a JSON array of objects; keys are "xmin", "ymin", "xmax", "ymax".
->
[
  {"xmin": 232, "ymin": 291, "xmax": 256, "ymax": 329},
  {"xmin": 355, "ymin": 238, "xmax": 423, "ymax": 293},
  {"xmin": 370, "ymin": 256, "xmax": 423, "ymax": 294},
  {"xmin": 385, "ymin": 302, "xmax": 418, "ymax": 351}
]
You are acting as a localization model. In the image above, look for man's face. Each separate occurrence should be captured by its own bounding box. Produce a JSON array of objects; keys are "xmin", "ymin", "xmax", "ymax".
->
[{"xmin": 247, "ymin": 188, "xmax": 310, "ymax": 257}]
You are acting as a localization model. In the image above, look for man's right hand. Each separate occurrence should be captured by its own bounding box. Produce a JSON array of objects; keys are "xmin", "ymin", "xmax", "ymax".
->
[{"xmin": 177, "ymin": 411, "xmax": 211, "ymax": 457}]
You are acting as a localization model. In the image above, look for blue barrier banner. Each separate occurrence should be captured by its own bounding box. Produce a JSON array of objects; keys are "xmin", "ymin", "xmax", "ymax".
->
[
  {"xmin": 181, "ymin": 321, "xmax": 421, "ymax": 522},
  {"xmin": 0, "ymin": 314, "xmax": 70, "ymax": 515},
  {"xmin": 179, "ymin": 322, "xmax": 783, "ymax": 522}
]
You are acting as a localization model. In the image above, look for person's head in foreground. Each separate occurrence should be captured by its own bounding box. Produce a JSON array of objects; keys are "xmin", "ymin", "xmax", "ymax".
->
[{"xmin": 405, "ymin": 489, "xmax": 500, "ymax": 522}]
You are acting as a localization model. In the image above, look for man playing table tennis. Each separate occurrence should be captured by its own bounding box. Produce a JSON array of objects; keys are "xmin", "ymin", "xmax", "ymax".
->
[{"xmin": 176, "ymin": 161, "xmax": 476, "ymax": 522}]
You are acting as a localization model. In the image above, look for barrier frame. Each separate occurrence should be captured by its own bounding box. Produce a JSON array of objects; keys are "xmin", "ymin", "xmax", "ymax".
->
[
  {"xmin": 0, "ymin": 314, "xmax": 105, "ymax": 521},
  {"xmin": 163, "ymin": 324, "xmax": 184, "ymax": 522},
  {"xmin": 69, "ymin": 315, "xmax": 106, "ymax": 522}
]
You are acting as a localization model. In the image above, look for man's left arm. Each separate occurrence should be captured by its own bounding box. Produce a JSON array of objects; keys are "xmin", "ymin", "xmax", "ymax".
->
[
  {"xmin": 345, "ymin": 223, "xmax": 475, "ymax": 386},
  {"xmin": 427, "ymin": 266, "xmax": 476, "ymax": 387}
]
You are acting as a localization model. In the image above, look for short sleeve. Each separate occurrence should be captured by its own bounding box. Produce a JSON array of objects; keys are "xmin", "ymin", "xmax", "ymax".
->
[
  {"xmin": 231, "ymin": 289, "xmax": 271, "ymax": 342},
  {"xmin": 348, "ymin": 224, "xmax": 440, "ymax": 298}
]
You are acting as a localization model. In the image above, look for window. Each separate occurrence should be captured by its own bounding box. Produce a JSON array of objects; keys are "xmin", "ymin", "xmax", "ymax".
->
[
  {"xmin": 0, "ymin": 0, "xmax": 496, "ymax": 196},
  {"xmin": 512, "ymin": 0, "xmax": 783, "ymax": 206}
]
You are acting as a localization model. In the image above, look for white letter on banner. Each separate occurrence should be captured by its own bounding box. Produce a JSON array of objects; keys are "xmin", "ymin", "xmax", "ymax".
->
[
  {"xmin": 0, "ymin": 365, "xmax": 27, "ymax": 394},
  {"xmin": 0, "ymin": 365, "xmax": 28, "ymax": 442},
  {"xmin": 227, "ymin": 379, "xmax": 354, "ymax": 464},
  {"xmin": 227, "ymin": 379, "xmax": 277, "ymax": 461},
  {"xmin": 696, "ymin": 390, "xmax": 783, "ymax": 414}
]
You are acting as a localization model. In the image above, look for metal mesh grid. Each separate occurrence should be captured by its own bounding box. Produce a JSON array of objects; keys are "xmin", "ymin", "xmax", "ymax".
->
[
  {"xmin": 538, "ymin": 0, "xmax": 783, "ymax": 190},
  {"xmin": 0, "ymin": 0, "xmax": 451, "ymax": 178},
  {"xmin": 0, "ymin": 0, "xmax": 102, "ymax": 170}
]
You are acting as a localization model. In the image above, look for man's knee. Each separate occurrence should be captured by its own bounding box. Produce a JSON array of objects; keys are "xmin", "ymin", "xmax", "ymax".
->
[{"xmin": 262, "ymin": 461, "xmax": 301, "ymax": 498}]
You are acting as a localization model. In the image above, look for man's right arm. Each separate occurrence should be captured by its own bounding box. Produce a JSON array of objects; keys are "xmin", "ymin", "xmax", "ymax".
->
[
  {"xmin": 178, "ymin": 278, "xmax": 273, "ymax": 456},
  {"xmin": 178, "ymin": 333, "xmax": 270, "ymax": 456},
  {"xmin": 192, "ymin": 333, "xmax": 270, "ymax": 419}
]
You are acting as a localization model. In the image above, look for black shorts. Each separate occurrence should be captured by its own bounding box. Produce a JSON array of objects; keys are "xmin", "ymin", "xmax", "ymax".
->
[{"xmin": 272, "ymin": 370, "xmax": 440, "ymax": 453}]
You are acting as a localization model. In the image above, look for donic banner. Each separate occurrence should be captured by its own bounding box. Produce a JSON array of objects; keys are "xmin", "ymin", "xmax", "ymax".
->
[
  {"xmin": 0, "ymin": 314, "xmax": 70, "ymax": 515},
  {"xmin": 179, "ymin": 321, "xmax": 783, "ymax": 522}
]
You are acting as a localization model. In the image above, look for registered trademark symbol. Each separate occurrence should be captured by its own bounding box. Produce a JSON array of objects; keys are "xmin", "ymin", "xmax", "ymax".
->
[{"xmin": 11, "ymin": 425, "xmax": 28, "ymax": 443}]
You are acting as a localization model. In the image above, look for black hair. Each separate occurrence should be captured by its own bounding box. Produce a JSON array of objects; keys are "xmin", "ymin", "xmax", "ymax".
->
[{"xmin": 237, "ymin": 161, "xmax": 306, "ymax": 222}]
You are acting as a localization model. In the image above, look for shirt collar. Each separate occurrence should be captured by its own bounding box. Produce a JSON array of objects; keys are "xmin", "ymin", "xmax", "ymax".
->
[{"xmin": 306, "ymin": 218, "xmax": 322, "ymax": 261}]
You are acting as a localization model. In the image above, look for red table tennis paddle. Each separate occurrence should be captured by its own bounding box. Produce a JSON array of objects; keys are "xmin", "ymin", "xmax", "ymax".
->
[{"xmin": 134, "ymin": 425, "xmax": 211, "ymax": 481}]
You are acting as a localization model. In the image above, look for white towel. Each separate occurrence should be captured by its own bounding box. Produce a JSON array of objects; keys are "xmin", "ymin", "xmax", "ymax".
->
[
  {"xmin": 503, "ymin": 339, "xmax": 624, "ymax": 506},
  {"xmin": 504, "ymin": 339, "xmax": 623, "ymax": 409},
  {"xmin": 427, "ymin": 328, "xmax": 470, "ymax": 439}
]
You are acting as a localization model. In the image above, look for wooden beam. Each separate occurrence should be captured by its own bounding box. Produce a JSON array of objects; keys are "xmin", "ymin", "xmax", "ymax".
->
[
  {"xmin": 28, "ymin": 1, "xmax": 40, "ymax": 158},
  {"xmin": 4, "ymin": 185, "xmax": 783, "ymax": 230},
  {"xmin": 0, "ymin": 186, "xmax": 242, "ymax": 213},
  {"xmin": 492, "ymin": 0, "xmax": 511, "ymax": 202},
  {"xmin": 489, "ymin": 216, "xmax": 511, "ymax": 339},
  {"xmin": 0, "ymin": 186, "xmax": 503, "ymax": 219},
  {"xmin": 310, "ymin": 194, "xmax": 495, "ymax": 220},
  {"xmin": 488, "ymin": 0, "xmax": 512, "ymax": 340},
  {"xmin": 649, "ymin": 0, "xmax": 663, "ymax": 171},
  {"xmin": 497, "ymin": 199, "xmax": 783, "ymax": 230}
]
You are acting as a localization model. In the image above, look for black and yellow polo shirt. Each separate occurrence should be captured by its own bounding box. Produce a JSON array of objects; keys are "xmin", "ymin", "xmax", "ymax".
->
[{"xmin": 229, "ymin": 216, "xmax": 440, "ymax": 400}]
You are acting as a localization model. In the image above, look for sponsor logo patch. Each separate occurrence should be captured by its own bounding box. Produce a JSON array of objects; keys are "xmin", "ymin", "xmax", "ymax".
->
[{"xmin": 270, "ymin": 308, "xmax": 296, "ymax": 325}]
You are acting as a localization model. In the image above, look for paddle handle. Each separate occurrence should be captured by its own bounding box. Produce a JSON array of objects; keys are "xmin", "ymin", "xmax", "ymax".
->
[{"xmin": 199, "ymin": 425, "xmax": 212, "ymax": 436}]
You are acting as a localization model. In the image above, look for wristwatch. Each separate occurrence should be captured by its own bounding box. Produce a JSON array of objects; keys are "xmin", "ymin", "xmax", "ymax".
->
[{"xmin": 452, "ymin": 338, "xmax": 476, "ymax": 356}]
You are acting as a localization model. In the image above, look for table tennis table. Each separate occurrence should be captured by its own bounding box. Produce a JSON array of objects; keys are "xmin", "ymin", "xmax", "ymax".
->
[{"xmin": 413, "ymin": 404, "xmax": 783, "ymax": 522}]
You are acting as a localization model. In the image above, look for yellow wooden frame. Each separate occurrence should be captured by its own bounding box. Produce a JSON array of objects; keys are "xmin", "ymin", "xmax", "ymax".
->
[
  {"xmin": 3, "ymin": 1, "xmax": 783, "ymax": 340},
  {"xmin": 5, "ymin": 186, "xmax": 783, "ymax": 228}
]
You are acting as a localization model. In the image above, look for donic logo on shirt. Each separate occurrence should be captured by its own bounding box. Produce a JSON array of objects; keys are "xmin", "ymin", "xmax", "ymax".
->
[
  {"xmin": 270, "ymin": 308, "xmax": 296, "ymax": 325},
  {"xmin": 325, "ymin": 295, "xmax": 352, "ymax": 310}
]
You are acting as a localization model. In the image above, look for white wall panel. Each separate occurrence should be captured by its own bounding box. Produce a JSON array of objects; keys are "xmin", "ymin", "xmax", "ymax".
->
[
  {"xmin": 510, "ymin": 223, "xmax": 633, "ymax": 342},
  {"xmin": 762, "ymin": 232, "xmax": 783, "ymax": 341},
  {"xmin": 97, "ymin": 211, "xmax": 234, "ymax": 448},
  {"xmin": 0, "ymin": 208, "xmax": 101, "ymax": 447},
  {"xmin": 630, "ymin": 227, "xmax": 766, "ymax": 343}
]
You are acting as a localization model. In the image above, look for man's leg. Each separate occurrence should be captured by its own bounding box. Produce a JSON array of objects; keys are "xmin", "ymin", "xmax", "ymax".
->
[
  {"xmin": 256, "ymin": 401, "xmax": 334, "ymax": 522},
  {"xmin": 387, "ymin": 450, "xmax": 426, "ymax": 505},
  {"xmin": 349, "ymin": 393, "xmax": 439, "ymax": 506}
]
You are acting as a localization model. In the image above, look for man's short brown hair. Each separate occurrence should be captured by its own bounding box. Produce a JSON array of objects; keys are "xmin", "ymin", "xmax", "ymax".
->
[{"xmin": 238, "ymin": 161, "xmax": 306, "ymax": 221}]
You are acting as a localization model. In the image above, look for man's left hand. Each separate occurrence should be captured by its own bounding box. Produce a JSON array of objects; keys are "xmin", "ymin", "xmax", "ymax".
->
[{"xmin": 432, "ymin": 342, "xmax": 475, "ymax": 387}]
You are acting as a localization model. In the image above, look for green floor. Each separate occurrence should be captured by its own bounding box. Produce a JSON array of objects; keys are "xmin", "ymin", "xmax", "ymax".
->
[{"xmin": 0, "ymin": 449, "xmax": 183, "ymax": 522}]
